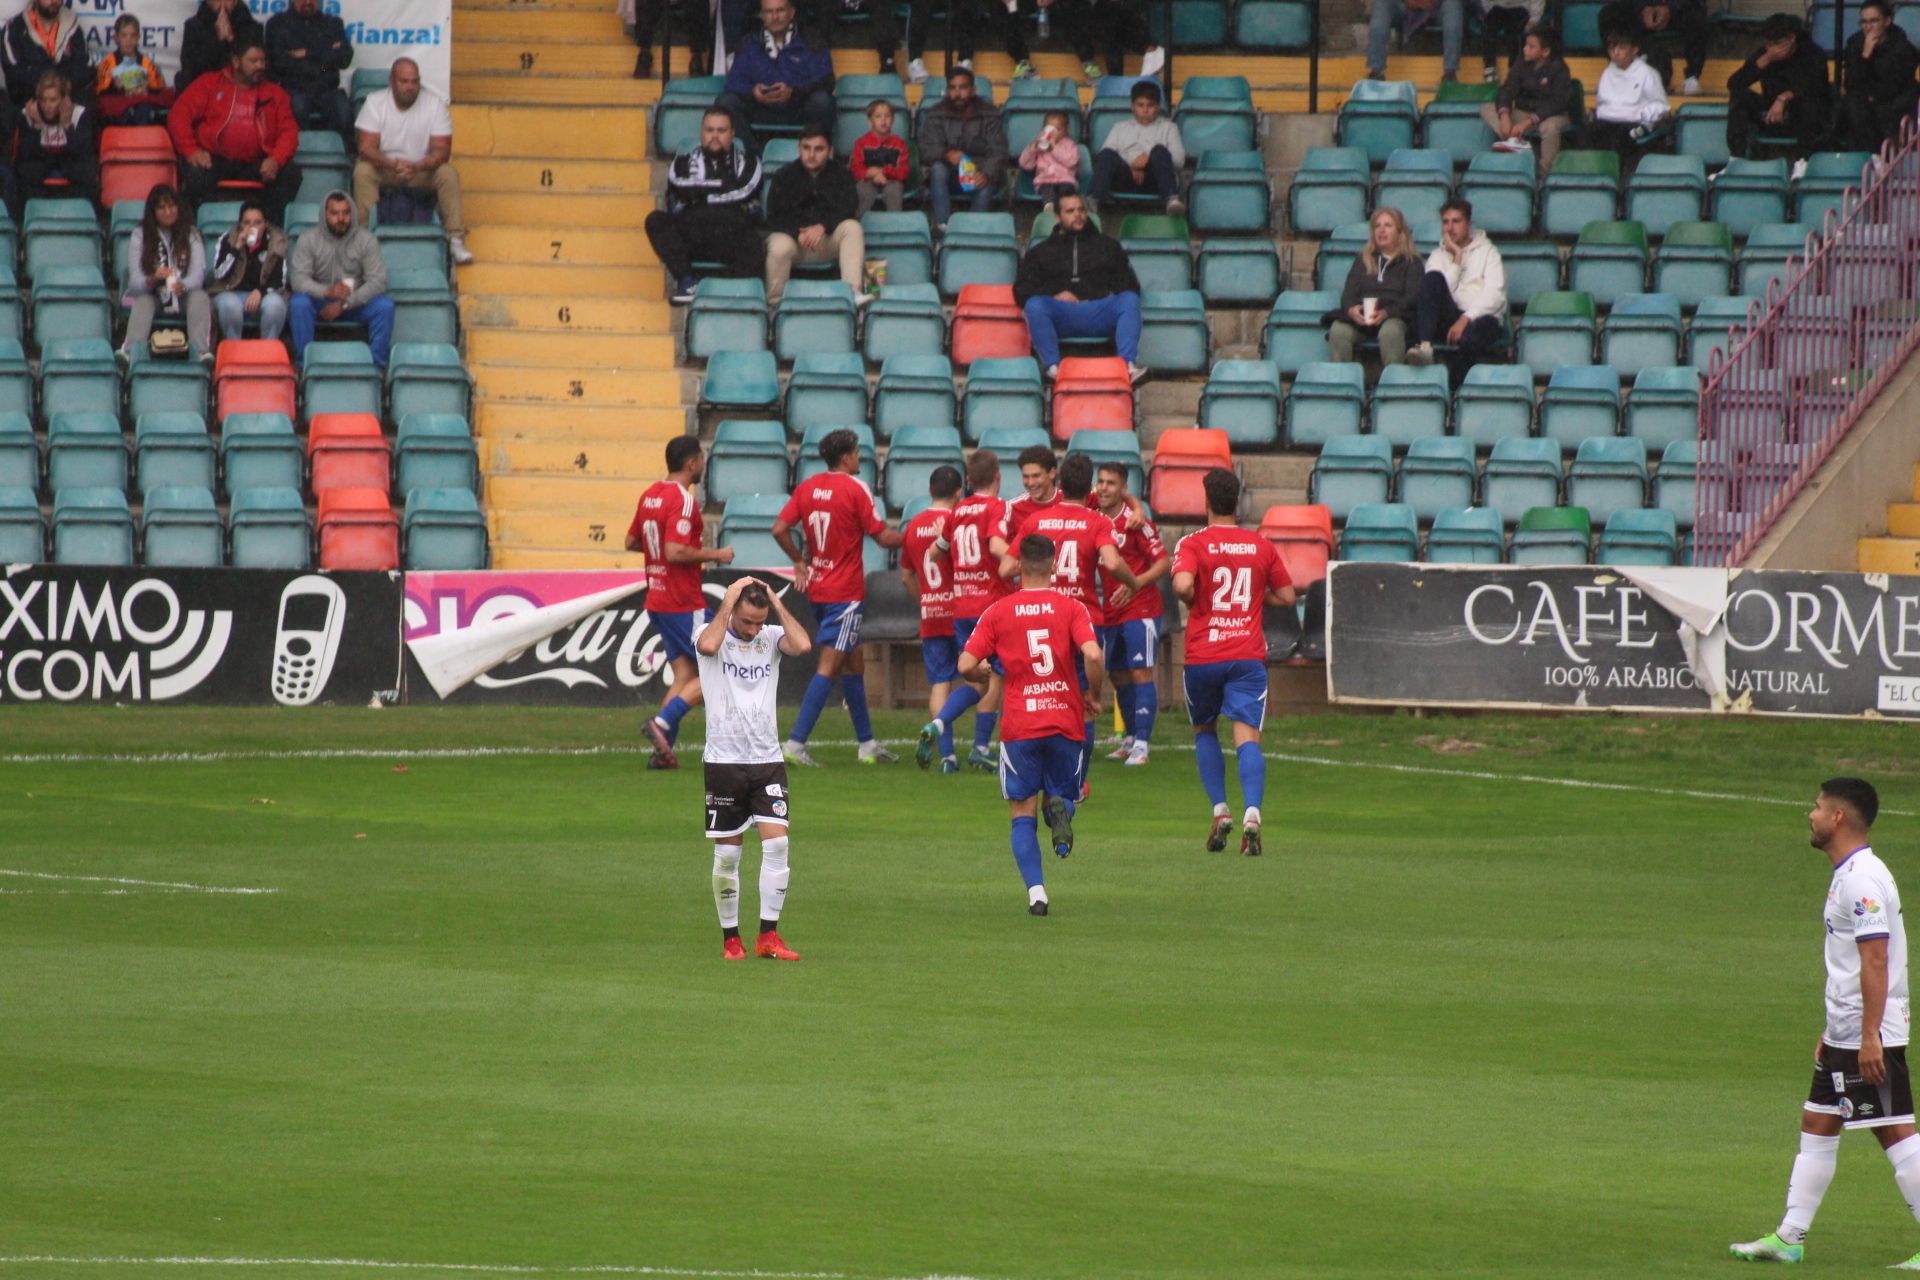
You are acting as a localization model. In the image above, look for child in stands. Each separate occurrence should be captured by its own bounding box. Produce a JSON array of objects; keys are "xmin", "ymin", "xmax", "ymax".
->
[
  {"xmin": 849, "ymin": 98, "xmax": 909, "ymax": 216},
  {"xmin": 95, "ymin": 14, "xmax": 175, "ymax": 125},
  {"xmin": 1580, "ymin": 30, "xmax": 1671, "ymax": 157},
  {"xmin": 1017, "ymin": 109, "xmax": 1081, "ymax": 211}
]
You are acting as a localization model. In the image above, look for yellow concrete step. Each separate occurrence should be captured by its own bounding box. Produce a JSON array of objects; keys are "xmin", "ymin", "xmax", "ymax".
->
[
  {"xmin": 487, "ymin": 473, "xmax": 656, "ymax": 511},
  {"xmin": 464, "ymin": 191, "xmax": 657, "ymax": 227},
  {"xmin": 491, "ymin": 547, "xmax": 651, "ymax": 570},
  {"xmin": 1911, "ymin": 463, "xmax": 1920, "ymax": 500},
  {"xmin": 460, "ymin": 262, "xmax": 664, "ymax": 295},
  {"xmin": 455, "ymin": 9, "xmax": 627, "ymax": 40},
  {"xmin": 459, "ymin": 156, "xmax": 657, "ymax": 196},
  {"xmin": 454, "ymin": 74, "xmax": 654, "ymax": 106},
  {"xmin": 1859, "ymin": 537, "xmax": 1920, "ymax": 574},
  {"xmin": 466, "ymin": 327, "xmax": 678, "ymax": 367},
  {"xmin": 464, "ymin": 225, "xmax": 659, "ymax": 266},
  {"xmin": 490, "ymin": 508, "xmax": 642, "ymax": 548},
  {"xmin": 462, "ymin": 292, "xmax": 673, "ymax": 332},
  {"xmin": 487, "ymin": 437, "xmax": 669, "ymax": 478},
  {"xmin": 472, "ymin": 364, "xmax": 684, "ymax": 406},
  {"xmin": 455, "ymin": 42, "xmax": 638, "ymax": 75},
  {"xmin": 451, "ymin": 104, "xmax": 649, "ymax": 160},
  {"xmin": 1889, "ymin": 502, "xmax": 1920, "ymax": 537},
  {"xmin": 477, "ymin": 400, "xmax": 687, "ymax": 439}
]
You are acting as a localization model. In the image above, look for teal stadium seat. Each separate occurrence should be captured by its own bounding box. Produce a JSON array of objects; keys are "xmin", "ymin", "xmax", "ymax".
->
[
  {"xmin": 387, "ymin": 269, "xmax": 458, "ymax": 347},
  {"xmin": 0, "ymin": 483, "xmax": 43, "ymax": 562},
  {"xmin": 1600, "ymin": 292, "xmax": 1682, "ymax": 379},
  {"xmin": 1369, "ymin": 363, "xmax": 1451, "ymax": 450},
  {"xmin": 834, "ymin": 74, "xmax": 908, "ymax": 155},
  {"xmin": 1198, "ymin": 359, "xmax": 1283, "ymax": 447},
  {"xmin": 1138, "ymin": 289, "xmax": 1210, "ymax": 372},
  {"xmin": 1425, "ymin": 505, "xmax": 1506, "ymax": 562},
  {"xmin": 977, "ymin": 425, "xmax": 1049, "ymax": 493},
  {"xmin": 873, "ymin": 354, "xmax": 955, "ymax": 439},
  {"xmin": 1566, "ymin": 435, "xmax": 1648, "ymax": 526},
  {"xmin": 141, "ymin": 485, "xmax": 223, "ymax": 567},
  {"xmin": 701, "ymin": 349, "xmax": 781, "ymax": 411},
  {"xmin": 1374, "ymin": 148, "xmax": 1455, "ymax": 228},
  {"xmin": 883, "ymin": 423, "xmax": 964, "ymax": 512},
  {"xmin": 1149, "ymin": 0, "xmax": 1230, "ymax": 46},
  {"xmin": 1188, "ymin": 151, "xmax": 1271, "ymax": 234},
  {"xmin": 32, "ymin": 264, "xmax": 112, "ymax": 347},
  {"xmin": 1396, "ymin": 436, "xmax": 1477, "ymax": 519},
  {"xmin": 1674, "ymin": 102, "xmax": 1731, "ymax": 168},
  {"xmin": 1421, "ymin": 81, "xmax": 1499, "ymax": 168},
  {"xmin": 0, "ymin": 412, "xmax": 34, "ymax": 490},
  {"xmin": 1453, "ymin": 363, "xmax": 1536, "ymax": 448},
  {"xmin": 686, "ymin": 278, "xmax": 769, "ymax": 359},
  {"xmin": 795, "ymin": 422, "xmax": 877, "ymax": 489},
  {"xmin": 1540, "ymin": 152, "xmax": 1620, "ymax": 237},
  {"xmin": 861, "ymin": 282, "xmax": 945, "ymax": 363},
  {"xmin": 388, "ymin": 344, "xmax": 471, "ymax": 424},
  {"xmin": 1539, "ymin": 365, "xmax": 1621, "ymax": 453},
  {"xmin": 1516, "ymin": 290, "xmax": 1596, "ymax": 375},
  {"xmin": 1175, "ymin": 76, "xmax": 1257, "ymax": 155},
  {"xmin": 1624, "ymin": 365, "xmax": 1701, "ymax": 454},
  {"xmin": 1264, "ymin": 290, "xmax": 1339, "ymax": 373},
  {"xmin": 1118, "ymin": 212, "xmax": 1194, "ymax": 293},
  {"xmin": 1653, "ymin": 438, "xmax": 1699, "ymax": 529},
  {"xmin": 1234, "ymin": 0, "xmax": 1311, "ymax": 47},
  {"xmin": 1285, "ymin": 362, "xmax": 1367, "ymax": 447},
  {"xmin": 861, "ymin": 212, "xmax": 934, "ymax": 288},
  {"xmin": 963, "ymin": 358, "xmax": 1045, "ymax": 442},
  {"xmin": 228, "ymin": 486, "xmax": 311, "ymax": 568},
  {"xmin": 1710, "ymin": 158, "xmax": 1790, "ymax": 238},
  {"xmin": 938, "ymin": 212, "xmax": 1019, "ymax": 295},
  {"xmin": 718, "ymin": 492, "xmax": 795, "ymax": 569},
  {"xmin": 1314, "ymin": 222, "xmax": 1368, "ymax": 291},
  {"xmin": 46, "ymin": 412, "xmax": 126, "ymax": 492},
  {"xmin": 0, "ymin": 338, "xmax": 35, "ymax": 421},
  {"xmin": 1483, "ymin": 436, "xmax": 1563, "ymax": 523},
  {"xmin": 1510, "ymin": 504, "xmax": 1592, "ymax": 564},
  {"xmin": 1196, "ymin": 238, "xmax": 1280, "ymax": 306},
  {"xmin": 1309, "ymin": 437, "xmax": 1394, "ymax": 521},
  {"xmin": 1501, "ymin": 241, "xmax": 1564, "ymax": 309},
  {"xmin": 1651, "ymin": 221, "xmax": 1733, "ymax": 309},
  {"xmin": 1687, "ymin": 294, "xmax": 1756, "ymax": 368},
  {"xmin": 404, "ymin": 488, "xmax": 489, "ymax": 570},
  {"xmin": 126, "ymin": 356, "xmax": 209, "ymax": 426},
  {"xmin": 1793, "ymin": 151, "xmax": 1874, "ymax": 225},
  {"xmin": 1459, "ymin": 149, "xmax": 1536, "ymax": 235},
  {"xmin": 1065, "ymin": 427, "xmax": 1145, "ymax": 492},
  {"xmin": 654, "ymin": 76, "xmax": 728, "ymax": 154},
  {"xmin": 1597, "ymin": 507, "xmax": 1678, "ymax": 565},
  {"xmin": 1290, "ymin": 147, "xmax": 1371, "ymax": 233},
  {"xmin": 52, "ymin": 486, "xmax": 134, "ymax": 565},
  {"xmin": 134, "ymin": 412, "xmax": 215, "ymax": 493},
  {"xmin": 785, "ymin": 352, "xmax": 868, "ymax": 437},
  {"xmin": 1337, "ymin": 81, "xmax": 1417, "ymax": 166},
  {"xmin": 221, "ymin": 414, "xmax": 301, "ymax": 494},
  {"xmin": 23, "ymin": 198, "xmax": 103, "ymax": 281},
  {"xmin": 1339, "ymin": 502, "xmax": 1419, "ymax": 561},
  {"xmin": 773, "ymin": 280, "xmax": 858, "ymax": 361},
  {"xmin": 394, "ymin": 414, "xmax": 478, "ymax": 499},
  {"xmin": 1567, "ymin": 220, "xmax": 1647, "ymax": 308},
  {"xmin": 301, "ymin": 341, "xmax": 382, "ymax": 425},
  {"xmin": 1624, "ymin": 155, "xmax": 1707, "ymax": 237}
]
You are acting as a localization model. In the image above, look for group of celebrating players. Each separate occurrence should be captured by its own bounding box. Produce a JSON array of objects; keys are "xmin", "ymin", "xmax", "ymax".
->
[{"xmin": 626, "ymin": 429, "xmax": 1294, "ymax": 953}]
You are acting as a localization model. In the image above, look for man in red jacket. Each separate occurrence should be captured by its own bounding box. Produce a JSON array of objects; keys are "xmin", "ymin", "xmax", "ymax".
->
[{"xmin": 169, "ymin": 36, "xmax": 301, "ymax": 225}]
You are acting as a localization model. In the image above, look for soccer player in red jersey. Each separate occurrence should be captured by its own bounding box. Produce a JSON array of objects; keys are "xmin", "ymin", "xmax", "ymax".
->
[
  {"xmin": 901, "ymin": 465, "xmax": 963, "ymax": 773},
  {"xmin": 771, "ymin": 429, "xmax": 905, "ymax": 766},
  {"xmin": 919, "ymin": 451, "xmax": 1009, "ymax": 772},
  {"xmin": 625, "ymin": 436, "xmax": 736, "ymax": 769},
  {"xmin": 958, "ymin": 533, "xmax": 1106, "ymax": 916},
  {"xmin": 1093, "ymin": 460, "xmax": 1169, "ymax": 767},
  {"xmin": 1171, "ymin": 468, "xmax": 1294, "ymax": 857},
  {"xmin": 991, "ymin": 445, "xmax": 1063, "ymax": 572}
]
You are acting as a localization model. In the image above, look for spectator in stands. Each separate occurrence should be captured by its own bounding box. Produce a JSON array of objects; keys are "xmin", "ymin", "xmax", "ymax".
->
[
  {"xmin": 1089, "ymin": 78, "xmax": 1185, "ymax": 213},
  {"xmin": 718, "ymin": 0, "xmax": 835, "ymax": 156},
  {"xmin": 13, "ymin": 69, "xmax": 98, "ymax": 217},
  {"xmin": 1833, "ymin": 0, "xmax": 1920, "ymax": 151},
  {"xmin": 96, "ymin": 15, "xmax": 175, "ymax": 127},
  {"xmin": 951, "ymin": 0, "xmax": 1038, "ymax": 83},
  {"xmin": 1018, "ymin": 110, "xmax": 1081, "ymax": 212},
  {"xmin": 1727, "ymin": 14, "xmax": 1831, "ymax": 160},
  {"xmin": 919, "ymin": 67, "xmax": 1008, "ymax": 234},
  {"xmin": 353, "ymin": 59, "xmax": 473, "ymax": 266},
  {"xmin": 1, "ymin": 0, "xmax": 93, "ymax": 110},
  {"xmin": 849, "ymin": 98, "xmax": 908, "ymax": 215},
  {"xmin": 1407, "ymin": 198, "xmax": 1506, "ymax": 384},
  {"xmin": 1483, "ymin": 27, "xmax": 1572, "ymax": 169},
  {"xmin": 630, "ymin": 0, "xmax": 713, "ymax": 79},
  {"xmin": 268, "ymin": 0, "xmax": 355, "ymax": 143},
  {"xmin": 1367, "ymin": 0, "xmax": 1463, "ymax": 85},
  {"xmin": 122, "ymin": 184, "xmax": 212, "ymax": 363},
  {"xmin": 170, "ymin": 37, "xmax": 301, "ymax": 227},
  {"xmin": 1326, "ymin": 207, "xmax": 1421, "ymax": 370},
  {"xmin": 646, "ymin": 107, "xmax": 764, "ymax": 304},
  {"xmin": 764, "ymin": 124, "xmax": 865, "ymax": 305},
  {"xmin": 1598, "ymin": 0, "xmax": 1710, "ymax": 94},
  {"xmin": 1478, "ymin": 0, "xmax": 1539, "ymax": 81},
  {"xmin": 177, "ymin": 0, "xmax": 264, "ymax": 94},
  {"xmin": 290, "ymin": 190, "xmax": 395, "ymax": 367},
  {"xmin": 1575, "ymin": 30, "xmax": 1670, "ymax": 157},
  {"xmin": 1013, "ymin": 191, "xmax": 1145, "ymax": 381},
  {"xmin": 209, "ymin": 200, "xmax": 291, "ymax": 342},
  {"xmin": 1060, "ymin": 0, "xmax": 1166, "ymax": 82}
]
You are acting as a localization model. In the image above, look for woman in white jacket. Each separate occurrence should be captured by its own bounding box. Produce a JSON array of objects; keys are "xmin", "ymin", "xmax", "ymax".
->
[{"xmin": 1579, "ymin": 32, "xmax": 1671, "ymax": 157}]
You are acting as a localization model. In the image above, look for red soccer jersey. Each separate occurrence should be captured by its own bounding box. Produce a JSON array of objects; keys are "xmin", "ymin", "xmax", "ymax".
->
[
  {"xmin": 628, "ymin": 480, "xmax": 705, "ymax": 613},
  {"xmin": 1173, "ymin": 524, "xmax": 1292, "ymax": 664},
  {"xmin": 1012, "ymin": 502, "xmax": 1118, "ymax": 626},
  {"xmin": 777, "ymin": 471, "xmax": 886, "ymax": 604},
  {"xmin": 996, "ymin": 488, "xmax": 1062, "ymax": 599},
  {"xmin": 947, "ymin": 493, "xmax": 1006, "ymax": 620},
  {"xmin": 963, "ymin": 587, "xmax": 1095, "ymax": 742},
  {"xmin": 901, "ymin": 506, "xmax": 956, "ymax": 638},
  {"xmin": 1103, "ymin": 505, "xmax": 1167, "ymax": 624}
]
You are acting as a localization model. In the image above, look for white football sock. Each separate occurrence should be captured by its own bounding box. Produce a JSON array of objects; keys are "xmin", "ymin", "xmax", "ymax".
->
[
  {"xmin": 1244, "ymin": 805, "xmax": 1262, "ymax": 827},
  {"xmin": 712, "ymin": 844, "xmax": 742, "ymax": 929},
  {"xmin": 1779, "ymin": 1131, "xmax": 1841, "ymax": 1242},
  {"xmin": 1887, "ymin": 1134, "xmax": 1920, "ymax": 1222},
  {"xmin": 759, "ymin": 835, "xmax": 790, "ymax": 922},
  {"xmin": 1212, "ymin": 802, "xmax": 1230, "ymax": 818},
  {"xmin": 931, "ymin": 717, "xmax": 946, "ymax": 732},
  {"xmin": 1028, "ymin": 884, "xmax": 1049, "ymax": 906}
]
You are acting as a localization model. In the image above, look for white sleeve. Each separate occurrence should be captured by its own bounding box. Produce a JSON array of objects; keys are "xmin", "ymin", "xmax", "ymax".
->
[
  {"xmin": 1851, "ymin": 871, "xmax": 1897, "ymax": 941},
  {"xmin": 354, "ymin": 94, "xmax": 384, "ymax": 134},
  {"xmin": 430, "ymin": 95, "xmax": 454, "ymax": 138}
]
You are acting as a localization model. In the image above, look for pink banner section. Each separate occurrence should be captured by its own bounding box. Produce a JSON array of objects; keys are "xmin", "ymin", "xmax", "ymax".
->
[{"xmin": 403, "ymin": 571, "xmax": 647, "ymax": 642}]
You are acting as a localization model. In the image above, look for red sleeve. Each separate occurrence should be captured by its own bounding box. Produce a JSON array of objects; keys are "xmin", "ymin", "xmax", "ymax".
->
[
  {"xmin": 1142, "ymin": 522, "xmax": 1167, "ymax": 561},
  {"xmin": 168, "ymin": 73, "xmax": 208, "ymax": 154},
  {"xmin": 1265, "ymin": 540, "xmax": 1292, "ymax": 591},
  {"xmin": 855, "ymin": 486, "xmax": 886, "ymax": 536},
  {"xmin": 1172, "ymin": 535, "xmax": 1199, "ymax": 578},
  {"xmin": 963, "ymin": 605, "xmax": 997, "ymax": 658},
  {"xmin": 265, "ymin": 86, "xmax": 300, "ymax": 166},
  {"xmin": 1091, "ymin": 519, "xmax": 1117, "ymax": 551},
  {"xmin": 1068, "ymin": 600, "xmax": 1095, "ymax": 648},
  {"xmin": 626, "ymin": 499, "xmax": 647, "ymax": 544},
  {"xmin": 776, "ymin": 489, "xmax": 805, "ymax": 528},
  {"xmin": 888, "ymin": 149, "xmax": 910, "ymax": 181},
  {"xmin": 662, "ymin": 507, "xmax": 699, "ymax": 548}
]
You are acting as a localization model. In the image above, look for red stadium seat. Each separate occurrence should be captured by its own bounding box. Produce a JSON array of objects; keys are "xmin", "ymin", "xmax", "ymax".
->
[
  {"xmin": 99, "ymin": 126, "xmax": 177, "ymax": 209},
  {"xmin": 217, "ymin": 371, "xmax": 298, "ymax": 424},
  {"xmin": 317, "ymin": 488, "xmax": 399, "ymax": 570},
  {"xmin": 1257, "ymin": 503, "xmax": 1334, "ymax": 587},
  {"xmin": 1049, "ymin": 356, "xmax": 1134, "ymax": 442},
  {"xmin": 215, "ymin": 339, "xmax": 292, "ymax": 378},
  {"xmin": 308, "ymin": 413, "xmax": 391, "ymax": 492},
  {"xmin": 950, "ymin": 284, "xmax": 1029, "ymax": 366},
  {"xmin": 1148, "ymin": 428, "xmax": 1234, "ymax": 520}
]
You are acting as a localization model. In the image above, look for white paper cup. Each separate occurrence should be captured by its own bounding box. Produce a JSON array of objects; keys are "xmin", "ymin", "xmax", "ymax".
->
[{"xmin": 1362, "ymin": 297, "xmax": 1379, "ymax": 324}]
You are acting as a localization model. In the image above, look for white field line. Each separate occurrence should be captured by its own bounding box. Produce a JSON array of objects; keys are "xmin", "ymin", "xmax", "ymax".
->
[
  {"xmin": 1, "ymin": 739, "xmax": 1906, "ymax": 817},
  {"xmin": 0, "ymin": 869, "xmax": 277, "ymax": 895},
  {"xmin": 0, "ymin": 1258, "xmax": 990, "ymax": 1280}
]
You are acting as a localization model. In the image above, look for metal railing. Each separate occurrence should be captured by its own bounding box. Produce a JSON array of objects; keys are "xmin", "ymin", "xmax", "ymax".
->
[{"xmin": 1694, "ymin": 112, "xmax": 1920, "ymax": 566}]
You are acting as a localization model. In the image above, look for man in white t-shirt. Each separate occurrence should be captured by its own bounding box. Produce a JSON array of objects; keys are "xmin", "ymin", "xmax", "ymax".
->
[
  {"xmin": 695, "ymin": 576, "xmax": 812, "ymax": 962},
  {"xmin": 351, "ymin": 56, "xmax": 472, "ymax": 264},
  {"xmin": 1733, "ymin": 777, "xmax": 1920, "ymax": 1267}
]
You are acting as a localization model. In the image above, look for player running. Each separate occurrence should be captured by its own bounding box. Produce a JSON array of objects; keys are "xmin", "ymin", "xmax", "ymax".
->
[
  {"xmin": 901, "ymin": 466, "xmax": 963, "ymax": 773},
  {"xmin": 919, "ymin": 451, "xmax": 1007, "ymax": 772},
  {"xmin": 1731, "ymin": 778, "xmax": 1920, "ymax": 1267},
  {"xmin": 958, "ymin": 534, "xmax": 1105, "ymax": 917},
  {"xmin": 695, "ymin": 577, "xmax": 812, "ymax": 961},
  {"xmin": 1092, "ymin": 460, "xmax": 1169, "ymax": 767},
  {"xmin": 627, "ymin": 437, "xmax": 736, "ymax": 770},
  {"xmin": 1170, "ymin": 468, "xmax": 1293, "ymax": 857},
  {"xmin": 771, "ymin": 429, "xmax": 905, "ymax": 767}
]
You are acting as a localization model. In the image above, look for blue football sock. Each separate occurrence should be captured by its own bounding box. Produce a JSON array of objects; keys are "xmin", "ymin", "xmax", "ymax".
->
[
  {"xmin": 657, "ymin": 695, "xmax": 692, "ymax": 746},
  {"xmin": 1237, "ymin": 740, "xmax": 1266, "ymax": 811},
  {"xmin": 975, "ymin": 711, "xmax": 999, "ymax": 750},
  {"xmin": 1081, "ymin": 719, "xmax": 1096, "ymax": 783},
  {"xmin": 1010, "ymin": 815, "xmax": 1045, "ymax": 889},
  {"xmin": 842, "ymin": 673, "xmax": 874, "ymax": 742},
  {"xmin": 936, "ymin": 683, "xmax": 982, "ymax": 727},
  {"xmin": 1194, "ymin": 730, "xmax": 1228, "ymax": 807},
  {"xmin": 789, "ymin": 673, "xmax": 836, "ymax": 744},
  {"xmin": 938, "ymin": 718, "xmax": 955, "ymax": 758},
  {"xmin": 1133, "ymin": 682, "xmax": 1157, "ymax": 744}
]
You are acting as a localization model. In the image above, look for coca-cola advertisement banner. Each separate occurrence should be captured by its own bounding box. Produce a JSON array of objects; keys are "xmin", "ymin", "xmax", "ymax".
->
[
  {"xmin": 401, "ymin": 569, "xmax": 818, "ymax": 706},
  {"xmin": 0, "ymin": 565, "xmax": 402, "ymax": 706}
]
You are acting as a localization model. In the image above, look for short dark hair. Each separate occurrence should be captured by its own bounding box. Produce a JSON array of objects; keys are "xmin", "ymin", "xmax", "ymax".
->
[
  {"xmin": 1761, "ymin": 12, "xmax": 1800, "ymax": 41},
  {"xmin": 702, "ymin": 106, "xmax": 734, "ymax": 127},
  {"xmin": 1823, "ymin": 777, "xmax": 1880, "ymax": 828},
  {"xmin": 1017, "ymin": 445, "xmax": 1057, "ymax": 473},
  {"xmin": 1019, "ymin": 534, "xmax": 1056, "ymax": 571},
  {"xmin": 948, "ymin": 66, "xmax": 976, "ymax": 86},
  {"xmin": 1863, "ymin": 0, "xmax": 1894, "ymax": 19},
  {"xmin": 34, "ymin": 68, "xmax": 68, "ymax": 96},
  {"xmin": 232, "ymin": 35, "xmax": 267, "ymax": 62},
  {"xmin": 665, "ymin": 435, "xmax": 702, "ymax": 473},
  {"xmin": 928, "ymin": 465, "xmax": 963, "ymax": 499},
  {"xmin": 1058, "ymin": 453, "xmax": 1094, "ymax": 500},
  {"xmin": 966, "ymin": 450, "xmax": 999, "ymax": 489},
  {"xmin": 237, "ymin": 199, "xmax": 268, "ymax": 225},
  {"xmin": 1527, "ymin": 24, "xmax": 1559, "ymax": 55},
  {"xmin": 739, "ymin": 582, "xmax": 773, "ymax": 612},
  {"xmin": 113, "ymin": 13, "xmax": 139, "ymax": 33},
  {"xmin": 1095, "ymin": 460, "xmax": 1129, "ymax": 484},
  {"xmin": 1131, "ymin": 79, "xmax": 1162, "ymax": 105},
  {"xmin": 1441, "ymin": 197, "xmax": 1473, "ymax": 222},
  {"xmin": 798, "ymin": 122, "xmax": 832, "ymax": 146},
  {"xmin": 1605, "ymin": 29, "xmax": 1639, "ymax": 49},
  {"xmin": 1202, "ymin": 466, "xmax": 1240, "ymax": 518},
  {"xmin": 818, "ymin": 428, "xmax": 861, "ymax": 468},
  {"xmin": 324, "ymin": 191, "xmax": 353, "ymax": 210}
]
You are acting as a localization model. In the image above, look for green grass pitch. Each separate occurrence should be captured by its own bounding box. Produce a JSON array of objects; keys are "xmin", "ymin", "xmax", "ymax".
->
[{"xmin": 3, "ymin": 705, "xmax": 1920, "ymax": 1280}]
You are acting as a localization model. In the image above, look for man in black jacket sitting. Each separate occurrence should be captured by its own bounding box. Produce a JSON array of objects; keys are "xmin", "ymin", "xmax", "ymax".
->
[
  {"xmin": 763, "ymin": 124, "xmax": 866, "ymax": 305},
  {"xmin": 1013, "ymin": 192, "xmax": 1145, "ymax": 382},
  {"xmin": 1726, "ymin": 13, "xmax": 1832, "ymax": 159},
  {"xmin": 644, "ymin": 107, "xmax": 765, "ymax": 304},
  {"xmin": 1834, "ymin": 0, "xmax": 1920, "ymax": 151}
]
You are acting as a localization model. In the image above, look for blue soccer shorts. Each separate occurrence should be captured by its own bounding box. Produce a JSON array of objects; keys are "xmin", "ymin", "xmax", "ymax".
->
[
  {"xmin": 999, "ymin": 734, "xmax": 1086, "ymax": 802},
  {"xmin": 922, "ymin": 634, "xmax": 959, "ymax": 684},
  {"xmin": 952, "ymin": 615, "xmax": 1003, "ymax": 675},
  {"xmin": 1183, "ymin": 659, "xmax": 1269, "ymax": 730},
  {"xmin": 814, "ymin": 600, "xmax": 865, "ymax": 652},
  {"xmin": 1103, "ymin": 618, "xmax": 1161, "ymax": 672},
  {"xmin": 652, "ymin": 609, "xmax": 705, "ymax": 664}
]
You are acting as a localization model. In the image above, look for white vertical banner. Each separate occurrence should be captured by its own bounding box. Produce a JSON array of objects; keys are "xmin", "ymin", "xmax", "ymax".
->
[{"xmin": 0, "ymin": 0, "xmax": 452, "ymax": 101}]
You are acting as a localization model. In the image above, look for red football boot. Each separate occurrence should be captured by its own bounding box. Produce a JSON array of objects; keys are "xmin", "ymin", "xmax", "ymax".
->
[
  {"xmin": 722, "ymin": 936, "xmax": 747, "ymax": 960},
  {"xmin": 1206, "ymin": 814, "xmax": 1233, "ymax": 852},
  {"xmin": 755, "ymin": 930, "xmax": 801, "ymax": 961},
  {"xmin": 644, "ymin": 717, "xmax": 678, "ymax": 770}
]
